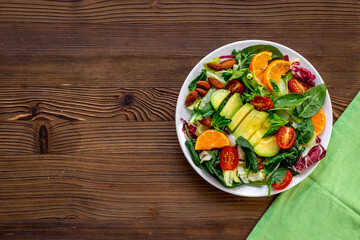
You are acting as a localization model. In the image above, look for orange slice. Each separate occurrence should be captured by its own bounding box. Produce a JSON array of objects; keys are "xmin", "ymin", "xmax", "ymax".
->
[
  {"xmin": 249, "ymin": 51, "xmax": 272, "ymax": 83},
  {"xmin": 311, "ymin": 109, "xmax": 326, "ymax": 136},
  {"xmin": 194, "ymin": 129, "xmax": 230, "ymax": 150},
  {"xmin": 262, "ymin": 60, "xmax": 291, "ymax": 92}
]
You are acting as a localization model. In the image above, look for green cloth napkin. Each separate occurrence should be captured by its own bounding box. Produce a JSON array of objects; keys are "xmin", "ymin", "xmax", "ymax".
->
[{"xmin": 248, "ymin": 92, "xmax": 360, "ymax": 240}]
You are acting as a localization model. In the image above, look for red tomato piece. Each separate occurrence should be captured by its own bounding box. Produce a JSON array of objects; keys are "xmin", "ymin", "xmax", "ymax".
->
[
  {"xmin": 225, "ymin": 80, "xmax": 244, "ymax": 96},
  {"xmin": 288, "ymin": 77, "xmax": 309, "ymax": 94},
  {"xmin": 220, "ymin": 147, "xmax": 239, "ymax": 170},
  {"xmin": 250, "ymin": 96, "xmax": 273, "ymax": 112},
  {"xmin": 272, "ymin": 170, "xmax": 293, "ymax": 190},
  {"xmin": 277, "ymin": 126, "xmax": 296, "ymax": 149}
]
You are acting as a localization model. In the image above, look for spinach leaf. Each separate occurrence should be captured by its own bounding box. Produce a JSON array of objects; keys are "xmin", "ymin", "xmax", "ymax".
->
[
  {"xmin": 280, "ymin": 140, "xmax": 305, "ymax": 167},
  {"xmin": 235, "ymin": 136, "xmax": 258, "ymax": 173},
  {"xmin": 267, "ymin": 168, "xmax": 288, "ymax": 195},
  {"xmin": 240, "ymin": 45, "xmax": 284, "ymax": 61},
  {"xmin": 286, "ymin": 107, "xmax": 304, "ymax": 123},
  {"xmin": 211, "ymin": 111, "xmax": 231, "ymax": 132},
  {"xmin": 185, "ymin": 140, "xmax": 201, "ymax": 167},
  {"xmin": 238, "ymin": 54, "xmax": 255, "ymax": 70},
  {"xmin": 274, "ymin": 93, "xmax": 310, "ymax": 109},
  {"xmin": 296, "ymin": 118, "xmax": 314, "ymax": 145},
  {"xmin": 200, "ymin": 102, "xmax": 216, "ymax": 118},
  {"xmin": 262, "ymin": 111, "xmax": 289, "ymax": 138},
  {"xmin": 295, "ymin": 84, "xmax": 327, "ymax": 118},
  {"xmin": 188, "ymin": 69, "xmax": 207, "ymax": 91},
  {"xmin": 222, "ymin": 72, "xmax": 233, "ymax": 81}
]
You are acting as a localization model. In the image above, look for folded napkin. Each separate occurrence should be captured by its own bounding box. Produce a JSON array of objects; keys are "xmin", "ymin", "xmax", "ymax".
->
[{"xmin": 248, "ymin": 92, "xmax": 360, "ymax": 240}]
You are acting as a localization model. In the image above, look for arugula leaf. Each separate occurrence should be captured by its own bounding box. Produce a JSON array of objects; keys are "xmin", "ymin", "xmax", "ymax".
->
[
  {"xmin": 296, "ymin": 118, "xmax": 314, "ymax": 145},
  {"xmin": 218, "ymin": 97, "xmax": 230, "ymax": 112},
  {"xmin": 211, "ymin": 111, "xmax": 231, "ymax": 132},
  {"xmin": 267, "ymin": 168, "xmax": 288, "ymax": 196},
  {"xmin": 296, "ymin": 84, "xmax": 327, "ymax": 118},
  {"xmin": 185, "ymin": 140, "xmax": 201, "ymax": 167},
  {"xmin": 188, "ymin": 69, "xmax": 207, "ymax": 91},
  {"xmin": 262, "ymin": 111, "xmax": 289, "ymax": 138},
  {"xmin": 231, "ymin": 49, "xmax": 242, "ymax": 61},
  {"xmin": 240, "ymin": 45, "xmax": 284, "ymax": 61},
  {"xmin": 235, "ymin": 136, "xmax": 258, "ymax": 173},
  {"xmin": 264, "ymin": 152, "xmax": 294, "ymax": 174}
]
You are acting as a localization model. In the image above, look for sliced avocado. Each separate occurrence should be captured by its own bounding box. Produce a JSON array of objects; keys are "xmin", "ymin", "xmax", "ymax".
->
[
  {"xmin": 248, "ymin": 118, "xmax": 271, "ymax": 146},
  {"xmin": 240, "ymin": 111, "xmax": 269, "ymax": 140},
  {"xmin": 254, "ymin": 135, "xmax": 281, "ymax": 157},
  {"xmin": 233, "ymin": 109, "xmax": 259, "ymax": 138},
  {"xmin": 210, "ymin": 89, "xmax": 231, "ymax": 111},
  {"xmin": 228, "ymin": 103, "xmax": 254, "ymax": 131},
  {"xmin": 220, "ymin": 93, "xmax": 243, "ymax": 119}
]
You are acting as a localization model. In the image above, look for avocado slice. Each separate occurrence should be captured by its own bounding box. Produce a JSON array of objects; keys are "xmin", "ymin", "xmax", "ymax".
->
[
  {"xmin": 240, "ymin": 111, "xmax": 269, "ymax": 140},
  {"xmin": 228, "ymin": 103, "xmax": 254, "ymax": 131},
  {"xmin": 254, "ymin": 135, "xmax": 281, "ymax": 157},
  {"xmin": 210, "ymin": 89, "xmax": 231, "ymax": 111},
  {"xmin": 233, "ymin": 109, "xmax": 259, "ymax": 138},
  {"xmin": 220, "ymin": 93, "xmax": 243, "ymax": 119},
  {"xmin": 248, "ymin": 117, "xmax": 271, "ymax": 146}
]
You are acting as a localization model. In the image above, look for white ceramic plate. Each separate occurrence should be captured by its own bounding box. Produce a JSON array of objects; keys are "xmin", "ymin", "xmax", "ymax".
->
[{"xmin": 175, "ymin": 40, "xmax": 332, "ymax": 197}]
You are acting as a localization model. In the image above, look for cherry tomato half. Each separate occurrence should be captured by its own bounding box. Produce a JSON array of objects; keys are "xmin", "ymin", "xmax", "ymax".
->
[
  {"xmin": 220, "ymin": 147, "xmax": 239, "ymax": 170},
  {"xmin": 288, "ymin": 78, "xmax": 309, "ymax": 94},
  {"xmin": 225, "ymin": 80, "xmax": 244, "ymax": 96},
  {"xmin": 277, "ymin": 126, "xmax": 296, "ymax": 149},
  {"xmin": 272, "ymin": 170, "xmax": 293, "ymax": 190},
  {"xmin": 250, "ymin": 96, "xmax": 273, "ymax": 112}
]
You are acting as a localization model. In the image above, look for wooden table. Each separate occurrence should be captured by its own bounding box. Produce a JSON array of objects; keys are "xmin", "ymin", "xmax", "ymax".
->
[{"xmin": 0, "ymin": 1, "xmax": 358, "ymax": 239}]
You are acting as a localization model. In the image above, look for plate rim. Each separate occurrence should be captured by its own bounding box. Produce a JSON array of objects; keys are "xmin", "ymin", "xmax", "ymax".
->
[{"xmin": 175, "ymin": 40, "xmax": 333, "ymax": 197}]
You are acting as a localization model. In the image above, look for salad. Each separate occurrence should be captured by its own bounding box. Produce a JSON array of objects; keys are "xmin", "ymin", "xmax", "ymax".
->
[{"xmin": 182, "ymin": 44, "xmax": 327, "ymax": 195}]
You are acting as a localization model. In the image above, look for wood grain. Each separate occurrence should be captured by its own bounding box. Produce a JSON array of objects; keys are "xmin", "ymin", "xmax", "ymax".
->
[{"xmin": 0, "ymin": 0, "xmax": 359, "ymax": 239}]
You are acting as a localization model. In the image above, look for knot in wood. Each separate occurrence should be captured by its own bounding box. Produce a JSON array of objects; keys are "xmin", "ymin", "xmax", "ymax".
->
[{"xmin": 122, "ymin": 93, "xmax": 134, "ymax": 107}]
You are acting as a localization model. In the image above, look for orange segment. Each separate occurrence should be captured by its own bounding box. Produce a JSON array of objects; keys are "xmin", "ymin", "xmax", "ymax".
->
[
  {"xmin": 262, "ymin": 60, "xmax": 291, "ymax": 92},
  {"xmin": 194, "ymin": 129, "xmax": 230, "ymax": 150},
  {"xmin": 249, "ymin": 51, "xmax": 272, "ymax": 83},
  {"xmin": 311, "ymin": 109, "xmax": 326, "ymax": 136}
]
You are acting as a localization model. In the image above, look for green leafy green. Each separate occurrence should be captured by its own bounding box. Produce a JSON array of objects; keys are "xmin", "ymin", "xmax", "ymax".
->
[
  {"xmin": 281, "ymin": 71, "xmax": 293, "ymax": 85},
  {"xmin": 239, "ymin": 45, "xmax": 284, "ymax": 61},
  {"xmin": 188, "ymin": 69, "xmax": 207, "ymax": 91},
  {"xmin": 273, "ymin": 93, "xmax": 310, "ymax": 109},
  {"xmin": 228, "ymin": 68, "xmax": 248, "ymax": 81},
  {"xmin": 296, "ymin": 118, "xmax": 314, "ymax": 145},
  {"xmin": 218, "ymin": 97, "xmax": 230, "ymax": 113},
  {"xmin": 231, "ymin": 49, "xmax": 242, "ymax": 61},
  {"xmin": 279, "ymin": 140, "xmax": 305, "ymax": 167},
  {"xmin": 211, "ymin": 111, "xmax": 231, "ymax": 132},
  {"xmin": 235, "ymin": 136, "xmax": 258, "ymax": 173},
  {"xmin": 267, "ymin": 168, "xmax": 288, "ymax": 196},
  {"xmin": 270, "ymin": 79, "xmax": 280, "ymax": 93},
  {"xmin": 222, "ymin": 72, "xmax": 233, "ymax": 81},
  {"xmin": 295, "ymin": 84, "xmax": 327, "ymax": 118},
  {"xmin": 264, "ymin": 152, "xmax": 294, "ymax": 174},
  {"xmin": 200, "ymin": 102, "xmax": 216, "ymax": 118},
  {"xmin": 238, "ymin": 54, "xmax": 255, "ymax": 70},
  {"xmin": 262, "ymin": 111, "xmax": 289, "ymax": 138}
]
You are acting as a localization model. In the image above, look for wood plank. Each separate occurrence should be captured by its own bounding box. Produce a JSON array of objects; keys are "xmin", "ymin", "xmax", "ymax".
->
[
  {"xmin": 0, "ymin": 0, "xmax": 358, "ymax": 23},
  {"xmin": 0, "ymin": 154, "xmax": 275, "ymax": 220},
  {"xmin": 0, "ymin": 55, "xmax": 359, "ymax": 88},
  {"xmin": 0, "ymin": 218, "xmax": 261, "ymax": 240}
]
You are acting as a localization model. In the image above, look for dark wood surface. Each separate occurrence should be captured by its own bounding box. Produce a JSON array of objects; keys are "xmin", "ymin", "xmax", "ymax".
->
[{"xmin": 0, "ymin": 0, "xmax": 359, "ymax": 239}]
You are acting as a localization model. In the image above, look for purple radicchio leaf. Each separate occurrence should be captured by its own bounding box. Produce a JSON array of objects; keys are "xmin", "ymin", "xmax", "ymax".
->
[
  {"xmin": 290, "ymin": 62, "xmax": 316, "ymax": 87},
  {"xmin": 220, "ymin": 55, "xmax": 235, "ymax": 59},
  {"xmin": 284, "ymin": 55, "xmax": 289, "ymax": 61},
  {"xmin": 292, "ymin": 137, "xmax": 327, "ymax": 171},
  {"xmin": 181, "ymin": 118, "xmax": 197, "ymax": 140}
]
